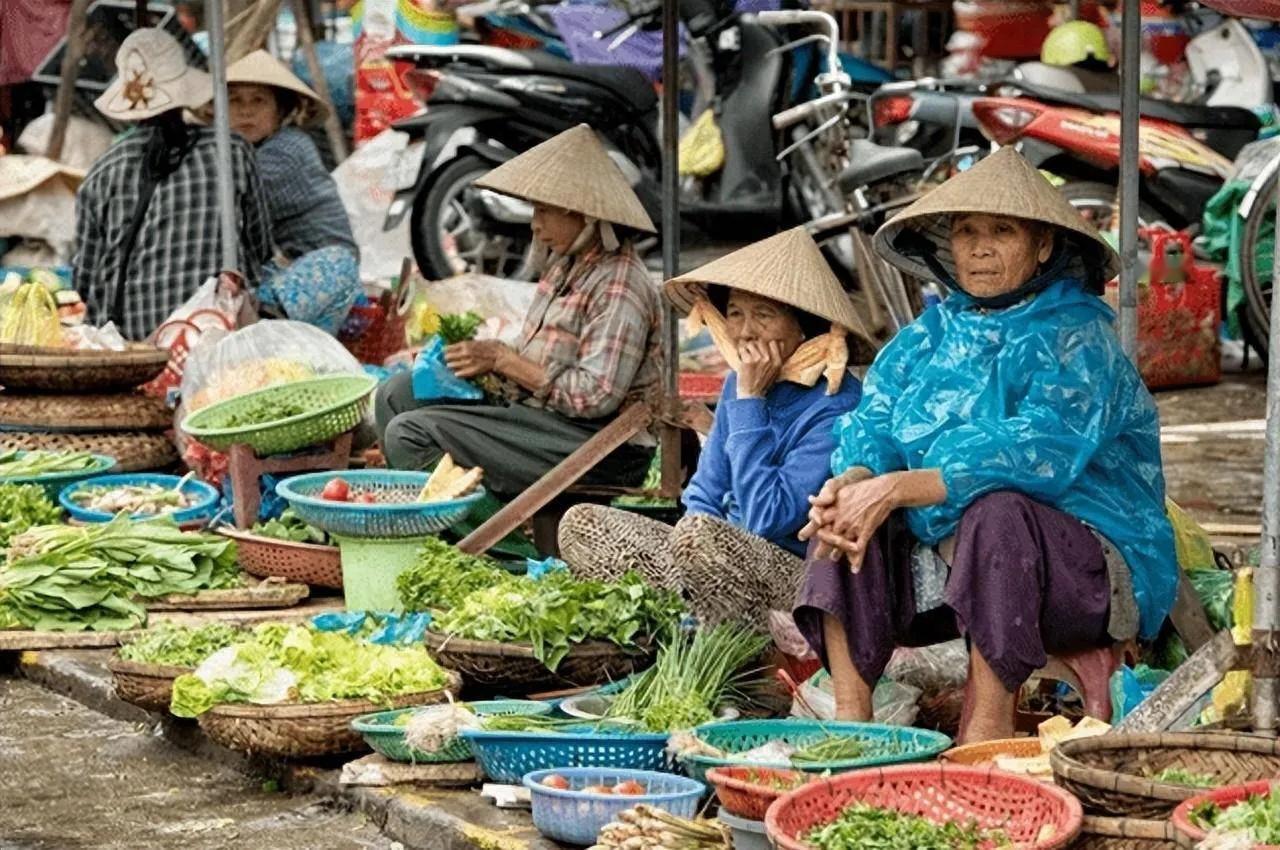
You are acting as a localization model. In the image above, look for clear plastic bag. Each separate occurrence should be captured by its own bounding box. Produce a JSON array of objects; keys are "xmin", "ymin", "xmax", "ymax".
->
[
  {"xmin": 790, "ymin": 670, "xmax": 922, "ymax": 726},
  {"xmin": 885, "ymin": 640, "xmax": 970, "ymax": 696}
]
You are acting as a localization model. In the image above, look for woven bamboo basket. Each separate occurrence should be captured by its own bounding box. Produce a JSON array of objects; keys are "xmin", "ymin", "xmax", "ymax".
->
[
  {"xmin": 107, "ymin": 655, "xmax": 191, "ymax": 713},
  {"xmin": 1051, "ymin": 732, "xmax": 1280, "ymax": 818},
  {"xmin": 0, "ymin": 344, "xmax": 170, "ymax": 393},
  {"xmin": 424, "ymin": 631, "xmax": 654, "ymax": 692},
  {"xmin": 0, "ymin": 431, "xmax": 178, "ymax": 472},
  {"xmin": 198, "ymin": 671, "xmax": 462, "ymax": 758},
  {"xmin": 1070, "ymin": 816, "xmax": 1178, "ymax": 850},
  {"xmin": 216, "ymin": 528, "xmax": 343, "ymax": 589},
  {"xmin": 0, "ymin": 392, "xmax": 171, "ymax": 432}
]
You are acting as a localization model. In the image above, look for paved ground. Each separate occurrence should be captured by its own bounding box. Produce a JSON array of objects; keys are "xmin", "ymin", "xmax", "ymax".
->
[{"xmin": 0, "ymin": 678, "xmax": 401, "ymax": 850}]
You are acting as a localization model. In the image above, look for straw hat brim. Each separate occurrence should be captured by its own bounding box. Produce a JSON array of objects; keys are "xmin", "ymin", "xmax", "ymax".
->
[
  {"xmin": 473, "ymin": 124, "xmax": 656, "ymax": 233},
  {"xmin": 665, "ymin": 226, "xmax": 875, "ymax": 346},
  {"xmin": 0, "ymin": 156, "xmax": 86, "ymax": 202},
  {"xmin": 873, "ymin": 146, "xmax": 1121, "ymax": 290},
  {"xmin": 95, "ymin": 65, "xmax": 212, "ymax": 122},
  {"xmin": 224, "ymin": 50, "xmax": 330, "ymax": 126}
]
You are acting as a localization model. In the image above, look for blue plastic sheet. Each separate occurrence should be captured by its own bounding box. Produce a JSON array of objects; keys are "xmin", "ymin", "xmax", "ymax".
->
[
  {"xmin": 412, "ymin": 336, "xmax": 483, "ymax": 402},
  {"xmin": 527, "ymin": 556, "xmax": 568, "ymax": 579},
  {"xmin": 832, "ymin": 276, "xmax": 1178, "ymax": 639},
  {"xmin": 1109, "ymin": 664, "xmax": 1170, "ymax": 724},
  {"xmin": 310, "ymin": 611, "xmax": 433, "ymax": 645}
]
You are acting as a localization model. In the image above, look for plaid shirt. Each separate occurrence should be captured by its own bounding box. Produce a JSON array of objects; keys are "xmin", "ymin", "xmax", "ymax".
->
[
  {"xmin": 516, "ymin": 243, "xmax": 662, "ymax": 421},
  {"xmin": 73, "ymin": 126, "xmax": 272, "ymax": 341}
]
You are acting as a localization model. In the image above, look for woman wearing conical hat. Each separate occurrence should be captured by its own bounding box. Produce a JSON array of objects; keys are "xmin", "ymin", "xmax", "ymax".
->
[
  {"xmin": 795, "ymin": 147, "xmax": 1177, "ymax": 744},
  {"xmin": 373, "ymin": 125, "xmax": 661, "ymax": 496},
  {"xmin": 217, "ymin": 50, "xmax": 360, "ymax": 335},
  {"xmin": 558, "ymin": 227, "xmax": 873, "ymax": 632}
]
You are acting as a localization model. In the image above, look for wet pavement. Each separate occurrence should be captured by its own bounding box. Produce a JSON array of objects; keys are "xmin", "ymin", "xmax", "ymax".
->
[{"xmin": 0, "ymin": 678, "xmax": 401, "ymax": 850}]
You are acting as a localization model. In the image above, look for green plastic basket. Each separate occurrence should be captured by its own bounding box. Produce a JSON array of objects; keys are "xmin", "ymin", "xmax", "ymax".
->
[
  {"xmin": 181, "ymin": 375, "xmax": 377, "ymax": 455},
  {"xmin": 351, "ymin": 699, "xmax": 554, "ymax": 764}
]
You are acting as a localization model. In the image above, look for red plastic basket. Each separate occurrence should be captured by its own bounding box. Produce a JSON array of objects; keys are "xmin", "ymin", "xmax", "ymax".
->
[
  {"xmin": 1171, "ymin": 780, "xmax": 1280, "ymax": 849},
  {"xmin": 764, "ymin": 764, "xmax": 1083, "ymax": 850},
  {"xmin": 707, "ymin": 766, "xmax": 812, "ymax": 821}
]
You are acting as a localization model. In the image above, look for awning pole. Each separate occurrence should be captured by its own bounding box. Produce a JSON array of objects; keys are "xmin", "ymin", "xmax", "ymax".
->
[
  {"xmin": 1117, "ymin": 0, "xmax": 1140, "ymax": 359},
  {"xmin": 206, "ymin": 0, "xmax": 240, "ymax": 272},
  {"xmin": 658, "ymin": 0, "xmax": 682, "ymax": 497}
]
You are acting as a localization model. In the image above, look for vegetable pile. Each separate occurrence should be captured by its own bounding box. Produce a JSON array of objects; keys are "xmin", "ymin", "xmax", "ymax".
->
[
  {"xmin": 69, "ymin": 480, "xmax": 195, "ymax": 517},
  {"xmin": 1190, "ymin": 787, "xmax": 1280, "ymax": 846},
  {"xmin": 589, "ymin": 805, "xmax": 727, "ymax": 850},
  {"xmin": 437, "ymin": 311, "xmax": 484, "ymax": 345},
  {"xmin": 0, "ymin": 449, "xmax": 98, "ymax": 478},
  {"xmin": 0, "ymin": 483, "xmax": 62, "ymax": 548},
  {"xmin": 170, "ymin": 623, "xmax": 451, "ymax": 716},
  {"xmin": 252, "ymin": 509, "xmax": 329, "ymax": 545},
  {"xmin": 606, "ymin": 624, "xmax": 766, "ymax": 732},
  {"xmin": 432, "ymin": 570, "xmax": 684, "ymax": 670},
  {"xmin": 118, "ymin": 623, "xmax": 246, "ymax": 668},
  {"xmin": 0, "ymin": 517, "xmax": 241, "ymax": 631},
  {"xmin": 396, "ymin": 537, "xmax": 507, "ymax": 611},
  {"xmin": 219, "ymin": 398, "xmax": 308, "ymax": 429},
  {"xmin": 805, "ymin": 804, "xmax": 1006, "ymax": 850}
]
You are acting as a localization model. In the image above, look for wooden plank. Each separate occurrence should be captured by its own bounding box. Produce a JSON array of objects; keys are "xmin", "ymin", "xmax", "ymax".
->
[
  {"xmin": 1115, "ymin": 629, "xmax": 1238, "ymax": 733},
  {"xmin": 1202, "ymin": 522, "xmax": 1264, "ymax": 537},
  {"xmin": 46, "ymin": 0, "xmax": 92, "ymax": 162},
  {"xmin": 290, "ymin": 0, "xmax": 349, "ymax": 164},
  {"xmin": 1170, "ymin": 571, "xmax": 1215, "ymax": 653}
]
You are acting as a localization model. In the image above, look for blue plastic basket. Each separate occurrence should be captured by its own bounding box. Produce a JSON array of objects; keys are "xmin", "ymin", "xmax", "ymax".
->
[
  {"xmin": 275, "ymin": 470, "xmax": 484, "ymax": 538},
  {"xmin": 59, "ymin": 474, "xmax": 221, "ymax": 524},
  {"xmin": 678, "ymin": 719, "xmax": 952, "ymax": 783},
  {"xmin": 461, "ymin": 725, "xmax": 673, "ymax": 783},
  {"xmin": 524, "ymin": 768, "xmax": 705, "ymax": 846},
  {"xmin": 351, "ymin": 699, "xmax": 554, "ymax": 764},
  {"xmin": 0, "ymin": 452, "xmax": 117, "ymax": 500}
]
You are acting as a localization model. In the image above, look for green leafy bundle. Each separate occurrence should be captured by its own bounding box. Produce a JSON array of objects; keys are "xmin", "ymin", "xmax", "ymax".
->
[
  {"xmin": 0, "ymin": 483, "xmax": 62, "ymax": 548},
  {"xmin": 119, "ymin": 623, "xmax": 245, "ymax": 668},
  {"xmin": 170, "ymin": 623, "xmax": 450, "ymax": 717},
  {"xmin": 0, "ymin": 449, "xmax": 98, "ymax": 477},
  {"xmin": 251, "ymin": 508, "xmax": 328, "ymax": 545},
  {"xmin": 437, "ymin": 311, "xmax": 484, "ymax": 345},
  {"xmin": 606, "ymin": 624, "xmax": 767, "ymax": 731},
  {"xmin": 0, "ymin": 517, "xmax": 241, "ymax": 632},
  {"xmin": 806, "ymin": 804, "xmax": 1006, "ymax": 850},
  {"xmin": 396, "ymin": 537, "xmax": 508, "ymax": 612},
  {"xmin": 433, "ymin": 571, "xmax": 684, "ymax": 670},
  {"xmin": 220, "ymin": 399, "xmax": 308, "ymax": 429},
  {"xmin": 1152, "ymin": 767, "xmax": 1216, "ymax": 788},
  {"xmin": 1192, "ymin": 787, "xmax": 1280, "ymax": 843}
]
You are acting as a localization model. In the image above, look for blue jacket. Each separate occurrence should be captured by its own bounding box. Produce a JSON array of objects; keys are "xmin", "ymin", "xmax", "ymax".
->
[
  {"xmin": 832, "ymin": 276, "xmax": 1177, "ymax": 639},
  {"xmin": 684, "ymin": 372, "xmax": 861, "ymax": 556}
]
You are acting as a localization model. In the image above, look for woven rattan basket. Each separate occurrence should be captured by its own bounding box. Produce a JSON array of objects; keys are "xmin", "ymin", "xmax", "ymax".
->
[
  {"xmin": 0, "ymin": 344, "xmax": 170, "ymax": 393},
  {"xmin": 0, "ymin": 392, "xmax": 171, "ymax": 432},
  {"xmin": 0, "ymin": 431, "xmax": 178, "ymax": 472},
  {"xmin": 424, "ymin": 631, "xmax": 654, "ymax": 693},
  {"xmin": 107, "ymin": 655, "xmax": 191, "ymax": 713},
  {"xmin": 215, "ymin": 528, "xmax": 342, "ymax": 588},
  {"xmin": 197, "ymin": 671, "xmax": 462, "ymax": 758},
  {"xmin": 1051, "ymin": 732, "xmax": 1280, "ymax": 819},
  {"xmin": 1071, "ymin": 816, "xmax": 1178, "ymax": 850}
]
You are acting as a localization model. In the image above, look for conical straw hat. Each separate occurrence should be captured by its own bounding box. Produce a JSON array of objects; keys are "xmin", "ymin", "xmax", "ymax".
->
[
  {"xmin": 666, "ymin": 227, "xmax": 873, "ymax": 343},
  {"xmin": 0, "ymin": 155, "xmax": 85, "ymax": 202},
  {"xmin": 224, "ymin": 50, "xmax": 329, "ymax": 125},
  {"xmin": 473, "ymin": 124, "xmax": 655, "ymax": 233},
  {"xmin": 873, "ymin": 146, "xmax": 1120, "ymax": 291}
]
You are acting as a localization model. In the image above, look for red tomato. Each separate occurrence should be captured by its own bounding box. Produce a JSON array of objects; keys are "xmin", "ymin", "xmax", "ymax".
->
[
  {"xmin": 613, "ymin": 780, "xmax": 646, "ymax": 795},
  {"xmin": 356, "ymin": 493, "xmax": 378, "ymax": 504},
  {"xmin": 321, "ymin": 478, "xmax": 350, "ymax": 502},
  {"xmin": 581, "ymin": 785, "xmax": 614, "ymax": 795},
  {"xmin": 541, "ymin": 775, "xmax": 570, "ymax": 790}
]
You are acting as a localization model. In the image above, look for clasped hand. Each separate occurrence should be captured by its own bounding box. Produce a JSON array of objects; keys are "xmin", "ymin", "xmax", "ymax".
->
[{"xmin": 799, "ymin": 471, "xmax": 899, "ymax": 572}]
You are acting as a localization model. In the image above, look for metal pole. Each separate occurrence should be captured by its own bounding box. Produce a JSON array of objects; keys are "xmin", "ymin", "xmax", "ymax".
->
[
  {"xmin": 658, "ymin": 0, "xmax": 682, "ymax": 497},
  {"xmin": 206, "ymin": 0, "xmax": 240, "ymax": 272},
  {"xmin": 1250, "ymin": 173, "xmax": 1280, "ymax": 734},
  {"xmin": 1117, "ymin": 0, "xmax": 1140, "ymax": 360}
]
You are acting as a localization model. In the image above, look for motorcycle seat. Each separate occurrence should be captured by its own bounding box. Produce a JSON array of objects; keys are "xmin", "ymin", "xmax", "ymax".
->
[
  {"xmin": 520, "ymin": 51, "xmax": 658, "ymax": 113},
  {"xmin": 838, "ymin": 140, "xmax": 924, "ymax": 195},
  {"xmin": 1012, "ymin": 80, "xmax": 1261, "ymax": 131}
]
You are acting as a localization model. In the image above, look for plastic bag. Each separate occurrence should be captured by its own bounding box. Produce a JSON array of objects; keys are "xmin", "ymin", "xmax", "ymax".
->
[
  {"xmin": 526, "ymin": 556, "xmax": 568, "ymax": 580},
  {"xmin": 679, "ymin": 110, "xmax": 726, "ymax": 178},
  {"xmin": 1167, "ymin": 498, "xmax": 1216, "ymax": 572},
  {"xmin": 1188, "ymin": 568, "xmax": 1235, "ymax": 632},
  {"xmin": 885, "ymin": 640, "xmax": 969, "ymax": 695},
  {"xmin": 1108, "ymin": 664, "xmax": 1169, "ymax": 724},
  {"xmin": 789, "ymin": 670, "xmax": 922, "ymax": 726},
  {"xmin": 411, "ymin": 335, "xmax": 482, "ymax": 401}
]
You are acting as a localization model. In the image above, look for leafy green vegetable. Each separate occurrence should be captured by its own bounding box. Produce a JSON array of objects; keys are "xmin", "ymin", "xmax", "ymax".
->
[
  {"xmin": 612, "ymin": 450, "xmax": 676, "ymax": 508},
  {"xmin": 1194, "ymin": 787, "xmax": 1280, "ymax": 843},
  {"xmin": 0, "ymin": 517, "xmax": 241, "ymax": 632},
  {"xmin": 606, "ymin": 624, "xmax": 766, "ymax": 731},
  {"xmin": 169, "ymin": 623, "xmax": 451, "ymax": 716},
  {"xmin": 0, "ymin": 483, "xmax": 62, "ymax": 548},
  {"xmin": 396, "ymin": 537, "xmax": 508, "ymax": 611},
  {"xmin": 0, "ymin": 450, "xmax": 98, "ymax": 477},
  {"xmin": 251, "ymin": 508, "xmax": 328, "ymax": 545},
  {"xmin": 219, "ymin": 399, "xmax": 308, "ymax": 429},
  {"xmin": 1152, "ymin": 767, "xmax": 1216, "ymax": 788},
  {"xmin": 791, "ymin": 736, "xmax": 868, "ymax": 764},
  {"xmin": 119, "ymin": 623, "xmax": 245, "ymax": 668},
  {"xmin": 433, "ymin": 571, "xmax": 684, "ymax": 671},
  {"xmin": 806, "ymin": 804, "xmax": 1007, "ymax": 850},
  {"xmin": 437, "ymin": 311, "xmax": 484, "ymax": 345}
]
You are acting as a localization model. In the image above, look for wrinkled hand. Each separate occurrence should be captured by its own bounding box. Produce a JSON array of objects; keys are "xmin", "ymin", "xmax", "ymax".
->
[
  {"xmin": 800, "ymin": 473, "xmax": 898, "ymax": 572},
  {"xmin": 444, "ymin": 340, "xmax": 509, "ymax": 378},
  {"xmin": 736, "ymin": 340, "xmax": 784, "ymax": 399}
]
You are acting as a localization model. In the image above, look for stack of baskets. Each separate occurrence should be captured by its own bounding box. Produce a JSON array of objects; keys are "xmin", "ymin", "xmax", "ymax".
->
[{"xmin": 0, "ymin": 344, "xmax": 178, "ymax": 472}]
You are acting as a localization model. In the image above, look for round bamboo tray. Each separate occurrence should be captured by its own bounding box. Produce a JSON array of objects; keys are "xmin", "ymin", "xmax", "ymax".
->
[
  {"xmin": 1070, "ymin": 816, "xmax": 1178, "ymax": 850},
  {"xmin": 942, "ymin": 737, "xmax": 1043, "ymax": 766},
  {"xmin": 1051, "ymin": 732, "xmax": 1280, "ymax": 818},
  {"xmin": 0, "ymin": 344, "xmax": 170, "ymax": 393},
  {"xmin": 107, "ymin": 655, "xmax": 191, "ymax": 713},
  {"xmin": 197, "ymin": 671, "xmax": 462, "ymax": 758},
  {"xmin": 215, "ymin": 528, "xmax": 342, "ymax": 589},
  {"xmin": 0, "ymin": 392, "xmax": 171, "ymax": 432},
  {"xmin": 424, "ymin": 631, "xmax": 654, "ymax": 693},
  {"xmin": 0, "ymin": 431, "xmax": 178, "ymax": 472}
]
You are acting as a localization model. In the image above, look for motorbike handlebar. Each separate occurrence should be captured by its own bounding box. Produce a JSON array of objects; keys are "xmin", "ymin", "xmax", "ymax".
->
[
  {"xmin": 772, "ymin": 90, "xmax": 854, "ymax": 130},
  {"xmin": 755, "ymin": 10, "xmax": 844, "ymax": 89}
]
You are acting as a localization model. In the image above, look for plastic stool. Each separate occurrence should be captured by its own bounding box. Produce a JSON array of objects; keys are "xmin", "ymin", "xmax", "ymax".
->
[
  {"xmin": 228, "ymin": 430, "xmax": 355, "ymax": 529},
  {"xmin": 332, "ymin": 534, "xmax": 424, "ymax": 612}
]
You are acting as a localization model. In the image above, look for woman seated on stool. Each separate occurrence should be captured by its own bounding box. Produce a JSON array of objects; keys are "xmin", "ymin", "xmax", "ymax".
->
[
  {"xmin": 559, "ymin": 228, "xmax": 871, "ymax": 632},
  {"xmin": 793, "ymin": 147, "xmax": 1178, "ymax": 743}
]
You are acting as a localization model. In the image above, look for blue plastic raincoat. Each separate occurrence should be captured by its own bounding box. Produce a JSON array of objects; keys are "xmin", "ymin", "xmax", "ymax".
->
[{"xmin": 831, "ymin": 274, "xmax": 1177, "ymax": 640}]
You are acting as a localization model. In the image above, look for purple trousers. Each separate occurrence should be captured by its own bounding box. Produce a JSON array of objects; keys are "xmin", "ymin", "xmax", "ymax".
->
[{"xmin": 793, "ymin": 491, "xmax": 1112, "ymax": 693}]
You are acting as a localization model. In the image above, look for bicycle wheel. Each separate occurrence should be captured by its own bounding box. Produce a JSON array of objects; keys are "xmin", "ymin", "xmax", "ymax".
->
[{"xmin": 1240, "ymin": 169, "xmax": 1276, "ymax": 358}]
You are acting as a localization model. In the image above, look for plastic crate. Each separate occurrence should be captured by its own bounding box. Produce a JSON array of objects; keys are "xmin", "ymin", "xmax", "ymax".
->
[
  {"xmin": 524, "ymin": 768, "xmax": 705, "ymax": 846},
  {"xmin": 461, "ymin": 726, "xmax": 672, "ymax": 783}
]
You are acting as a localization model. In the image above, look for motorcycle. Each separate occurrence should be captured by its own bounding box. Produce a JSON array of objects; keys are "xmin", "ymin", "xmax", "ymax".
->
[{"xmin": 383, "ymin": 0, "xmax": 833, "ymax": 280}]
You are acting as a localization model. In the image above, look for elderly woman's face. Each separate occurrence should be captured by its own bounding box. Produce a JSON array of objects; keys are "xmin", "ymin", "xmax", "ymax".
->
[
  {"xmin": 531, "ymin": 203, "xmax": 586, "ymax": 255},
  {"xmin": 949, "ymin": 213, "xmax": 1054, "ymax": 299},
  {"xmin": 725, "ymin": 290, "xmax": 805, "ymax": 361},
  {"xmin": 228, "ymin": 84, "xmax": 282, "ymax": 145}
]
